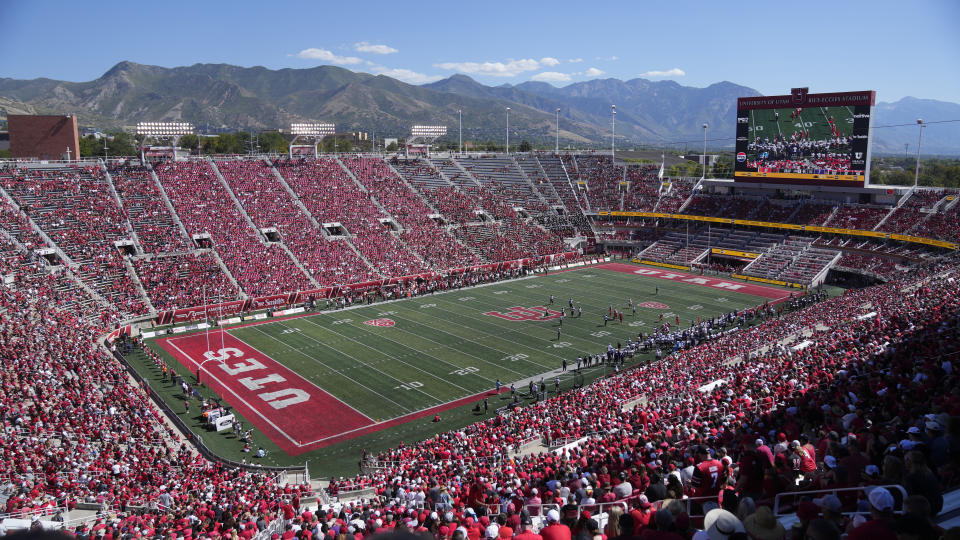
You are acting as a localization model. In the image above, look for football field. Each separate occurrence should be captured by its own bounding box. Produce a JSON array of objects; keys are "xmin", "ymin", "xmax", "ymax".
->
[
  {"xmin": 748, "ymin": 105, "xmax": 854, "ymax": 143},
  {"xmin": 151, "ymin": 262, "xmax": 790, "ymax": 458}
]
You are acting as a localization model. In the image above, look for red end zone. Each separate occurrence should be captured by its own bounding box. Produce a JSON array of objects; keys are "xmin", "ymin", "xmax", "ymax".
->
[
  {"xmin": 595, "ymin": 262, "xmax": 793, "ymax": 302},
  {"xmin": 156, "ymin": 330, "xmax": 503, "ymax": 455}
]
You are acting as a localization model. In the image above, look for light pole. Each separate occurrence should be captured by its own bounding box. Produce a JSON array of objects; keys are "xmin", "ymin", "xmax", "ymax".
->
[
  {"xmin": 556, "ymin": 108, "xmax": 560, "ymax": 153},
  {"xmin": 702, "ymin": 123, "xmax": 708, "ymax": 179},
  {"xmin": 506, "ymin": 107, "xmax": 510, "ymax": 154},
  {"xmin": 913, "ymin": 119, "xmax": 924, "ymax": 188},
  {"xmin": 904, "ymin": 143, "xmax": 909, "ymax": 162},
  {"xmin": 611, "ymin": 105, "xmax": 616, "ymax": 160},
  {"xmin": 103, "ymin": 137, "xmax": 108, "ymax": 163},
  {"xmin": 458, "ymin": 109, "xmax": 462, "ymax": 155}
]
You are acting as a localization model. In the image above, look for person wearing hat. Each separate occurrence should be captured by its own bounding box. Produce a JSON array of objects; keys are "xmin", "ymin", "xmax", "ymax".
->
[
  {"xmin": 540, "ymin": 510, "xmax": 571, "ymax": 540},
  {"xmin": 696, "ymin": 508, "xmax": 744, "ymax": 540},
  {"xmin": 629, "ymin": 495, "xmax": 653, "ymax": 534},
  {"xmin": 743, "ymin": 506, "xmax": 784, "ymax": 540},
  {"xmin": 812, "ymin": 494, "xmax": 846, "ymax": 532},
  {"xmin": 846, "ymin": 487, "xmax": 896, "ymax": 540},
  {"xmin": 513, "ymin": 514, "xmax": 542, "ymax": 540}
]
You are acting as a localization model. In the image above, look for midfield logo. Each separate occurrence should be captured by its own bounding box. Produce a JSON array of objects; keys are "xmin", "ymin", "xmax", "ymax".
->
[{"xmin": 484, "ymin": 306, "xmax": 563, "ymax": 321}]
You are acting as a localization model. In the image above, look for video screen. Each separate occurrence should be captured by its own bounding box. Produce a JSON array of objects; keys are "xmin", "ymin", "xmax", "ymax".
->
[{"xmin": 734, "ymin": 89, "xmax": 875, "ymax": 187}]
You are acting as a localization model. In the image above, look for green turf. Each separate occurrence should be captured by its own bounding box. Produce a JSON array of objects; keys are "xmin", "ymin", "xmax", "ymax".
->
[
  {"xmin": 748, "ymin": 105, "xmax": 854, "ymax": 145},
  {"xmin": 134, "ymin": 263, "xmax": 782, "ymax": 477}
]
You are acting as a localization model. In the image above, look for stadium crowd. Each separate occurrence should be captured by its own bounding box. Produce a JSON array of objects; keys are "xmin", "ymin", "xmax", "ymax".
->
[{"xmin": 1, "ymin": 155, "xmax": 959, "ymax": 540}]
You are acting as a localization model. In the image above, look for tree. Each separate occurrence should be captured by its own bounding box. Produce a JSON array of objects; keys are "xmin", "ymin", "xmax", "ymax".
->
[
  {"xmin": 180, "ymin": 134, "xmax": 199, "ymax": 153},
  {"xmin": 386, "ymin": 141, "xmax": 399, "ymax": 152},
  {"xmin": 518, "ymin": 140, "xmax": 532, "ymax": 152}
]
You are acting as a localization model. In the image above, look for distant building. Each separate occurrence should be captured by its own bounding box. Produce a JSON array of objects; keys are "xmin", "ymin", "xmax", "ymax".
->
[{"xmin": 8, "ymin": 114, "xmax": 80, "ymax": 160}]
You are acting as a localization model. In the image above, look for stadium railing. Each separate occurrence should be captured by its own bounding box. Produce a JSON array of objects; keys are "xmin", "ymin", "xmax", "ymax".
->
[{"xmin": 772, "ymin": 484, "xmax": 908, "ymax": 517}]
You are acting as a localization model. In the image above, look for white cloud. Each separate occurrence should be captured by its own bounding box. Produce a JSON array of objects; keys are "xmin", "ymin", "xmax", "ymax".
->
[
  {"xmin": 584, "ymin": 67, "xmax": 605, "ymax": 77},
  {"xmin": 540, "ymin": 57, "xmax": 561, "ymax": 67},
  {"xmin": 354, "ymin": 41, "xmax": 398, "ymax": 55},
  {"xmin": 433, "ymin": 58, "xmax": 541, "ymax": 77},
  {"xmin": 638, "ymin": 67, "xmax": 686, "ymax": 77},
  {"xmin": 295, "ymin": 48, "xmax": 363, "ymax": 65},
  {"xmin": 568, "ymin": 58, "xmax": 583, "ymax": 63},
  {"xmin": 531, "ymin": 71, "xmax": 572, "ymax": 82},
  {"xmin": 596, "ymin": 55, "xmax": 619, "ymax": 61},
  {"xmin": 370, "ymin": 66, "xmax": 443, "ymax": 84}
]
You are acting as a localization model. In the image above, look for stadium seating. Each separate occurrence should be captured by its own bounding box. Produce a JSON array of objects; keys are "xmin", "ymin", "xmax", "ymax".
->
[
  {"xmin": 133, "ymin": 253, "xmax": 240, "ymax": 311},
  {"xmin": 3, "ymin": 154, "xmax": 960, "ymax": 540},
  {"xmin": 111, "ymin": 165, "xmax": 191, "ymax": 255},
  {"xmin": 156, "ymin": 161, "xmax": 315, "ymax": 296},
  {"xmin": 341, "ymin": 157, "xmax": 480, "ymax": 272},
  {"xmin": 215, "ymin": 159, "xmax": 378, "ymax": 285},
  {"xmin": 274, "ymin": 158, "xmax": 428, "ymax": 279},
  {"xmin": 2, "ymin": 166, "xmax": 147, "ymax": 317}
]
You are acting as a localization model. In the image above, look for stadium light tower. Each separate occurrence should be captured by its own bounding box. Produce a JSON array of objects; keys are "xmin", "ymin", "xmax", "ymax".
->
[
  {"xmin": 289, "ymin": 123, "xmax": 335, "ymax": 158},
  {"xmin": 458, "ymin": 109, "xmax": 462, "ymax": 155},
  {"xmin": 506, "ymin": 107, "xmax": 511, "ymax": 154},
  {"xmin": 556, "ymin": 108, "xmax": 560, "ymax": 153},
  {"xmin": 914, "ymin": 119, "xmax": 925, "ymax": 188},
  {"xmin": 702, "ymin": 123, "xmax": 709, "ymax": 179},
  {"xmin": 136, "ymin": 121, "xmax": 194, "ymax": 162},
  {"xmin": 611, "ymin": 105, "xmax": 616, "ymax": 160},
  {"xmin": 410, "ymin": 125, "xmax": 447, "ymax": 158}
]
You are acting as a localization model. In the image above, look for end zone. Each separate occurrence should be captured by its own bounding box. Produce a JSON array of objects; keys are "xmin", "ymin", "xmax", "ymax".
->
[
  {"xmin": 155, "ymin": 330, "xmax": 505, "ymax": 455},
  {"xmin": 595, "ymin": 262, "xmax": 794, "ymax": 302}
]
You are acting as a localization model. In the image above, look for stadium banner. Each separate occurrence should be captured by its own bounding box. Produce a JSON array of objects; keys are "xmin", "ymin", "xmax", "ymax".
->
[
  {"xmin": 735, "ymin": 88, "xmax": 876, "ymax": 188},
  {"xmin": 637, "ymin": 259, "xmax": 691, "ymax": 271},
  {"xmin": 152, "ymin": 252, "xmax": 582, "ymax": 327},
  {"xmin": 608, "ymin": 211, "xmax": 672, "ymax": 219},
  {"xmin": 247, "ymin": 293, "xmax": 295, "ymax": 312},
  {"xmin": 733, "ymin": 219, "xmax": 804, "ymax": 231},
  {"xmin": 673, "ymin": 214, "xmax": 734, "ymax": 224},
  {"xmin": 889, "ymin": 234, "xmax": 958, "ymax": 249},
  {"xmin": 731, "ymin": 273, "xmax": 805, "ymax": 289},
  {"xmin": 157, "ymin": 299, "xmax": 248, "ymax": 325},
  {"xmin": 293, "ymin": 288, "xmax": 334, "ymax": 304},
  {"xmin": 711, "ymin": 248, "xmax": 759, "ymax": 259}
]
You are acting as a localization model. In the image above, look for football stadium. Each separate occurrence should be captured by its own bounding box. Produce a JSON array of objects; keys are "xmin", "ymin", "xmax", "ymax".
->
[{"xmin": 2, "ymin": 4, "xmax": 960, "ymax": 540}]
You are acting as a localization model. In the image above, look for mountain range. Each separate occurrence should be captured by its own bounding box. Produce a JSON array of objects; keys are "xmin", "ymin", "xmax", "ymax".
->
[{"xmin": 1, "ymin": 61, "xmax": 958, "ymax": 155}]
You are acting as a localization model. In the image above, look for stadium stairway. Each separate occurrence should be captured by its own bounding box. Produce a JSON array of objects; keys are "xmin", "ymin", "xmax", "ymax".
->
[
  {"xmin": 382, "ymin": 159, "xmax": 442, "ymax": 214},
  {"xmin": 146, "ymin": 164, "xmax": 195, "ymax": 249},
  {"xmin": 0, "ymin": 185, "xmax": 75, "ymax": 267},
  {"xmin": 265, "ymin": 158, "xmax": 325, "ymax": 229},
  {"xmin": 102, "ymin": 165, "xmax": 146, "ymax": 255},
  {"xmin": 121, "ymin": 255, "xmax": 156, "ymax": 313},
  {"xmin": 209, "ymin": 159, "xmax": 322, "ymax": 289}
]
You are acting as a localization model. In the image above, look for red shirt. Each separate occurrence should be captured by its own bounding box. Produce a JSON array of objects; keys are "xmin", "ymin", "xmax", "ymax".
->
[
  {"xmin": 541, "ymin": 523, "xmax": 572, "ymax": 540},
  {"xmin": 690, "ymin": 459, "xmax": 725, "ymax": 497}
]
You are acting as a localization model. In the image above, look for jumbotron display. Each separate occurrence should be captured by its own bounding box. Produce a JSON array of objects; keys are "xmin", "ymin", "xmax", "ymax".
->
[{"xmin": 734, "ymin": 88, "xmax": 876, "ymax": 187}]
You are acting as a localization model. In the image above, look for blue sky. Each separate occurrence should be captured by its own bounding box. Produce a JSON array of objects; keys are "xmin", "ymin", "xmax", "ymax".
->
[{"xmin": 2, "ymin": 0, "xmax": 958, "ymax": 103}]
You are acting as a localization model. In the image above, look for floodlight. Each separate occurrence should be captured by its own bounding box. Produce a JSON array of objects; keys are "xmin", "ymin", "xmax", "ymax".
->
[
  {"xmin": 290, "ymin": 123, "xmax": 336, "ymax": 137},
  {"xmin": 136, "ymin": 122, "xmax": 194, "ymax": 137},
  {"xmin": 410, "ymin": 125, "xmax": 447, "ymax": 138}
]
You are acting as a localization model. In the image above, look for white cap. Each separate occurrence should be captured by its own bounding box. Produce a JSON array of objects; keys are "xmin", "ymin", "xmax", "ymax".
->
[{"xmin": 547, "ymin": 509, "xmax": 561, "ymax": 522}]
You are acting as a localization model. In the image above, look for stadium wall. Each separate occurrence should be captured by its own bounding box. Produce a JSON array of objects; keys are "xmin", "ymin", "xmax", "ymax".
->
[{"xmin": 8, "ymin": 114, "xmax": 80, "ymax": 160}]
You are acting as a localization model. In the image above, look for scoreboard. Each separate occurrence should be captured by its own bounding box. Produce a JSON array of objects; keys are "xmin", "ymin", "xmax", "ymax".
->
[{"xmin": 734, "ymin": 88, "xmax": 876, "ymax": 187}]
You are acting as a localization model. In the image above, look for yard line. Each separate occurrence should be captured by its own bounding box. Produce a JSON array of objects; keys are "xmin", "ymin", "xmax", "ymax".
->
[
  {"xmin": 293, "ymin": 316, "xmax": 482, "ymax": 393},
  {"xmin": 226, "ymin": 331, "xmax": 375, "ymax": 423},
  {"xmin": 245, "ymin": 324, "xmax": 419, "ymax": 413},
  {"xmin": 269, "ymin": 320, "xmax": 446, "ymax": 406},
  {"xmin": 366, "ymin": 312, "xmax": 544, "ymax": 376},
  {"xmin": 311, "ymin": 313, "xmax": 530, "ymax": 380}
]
